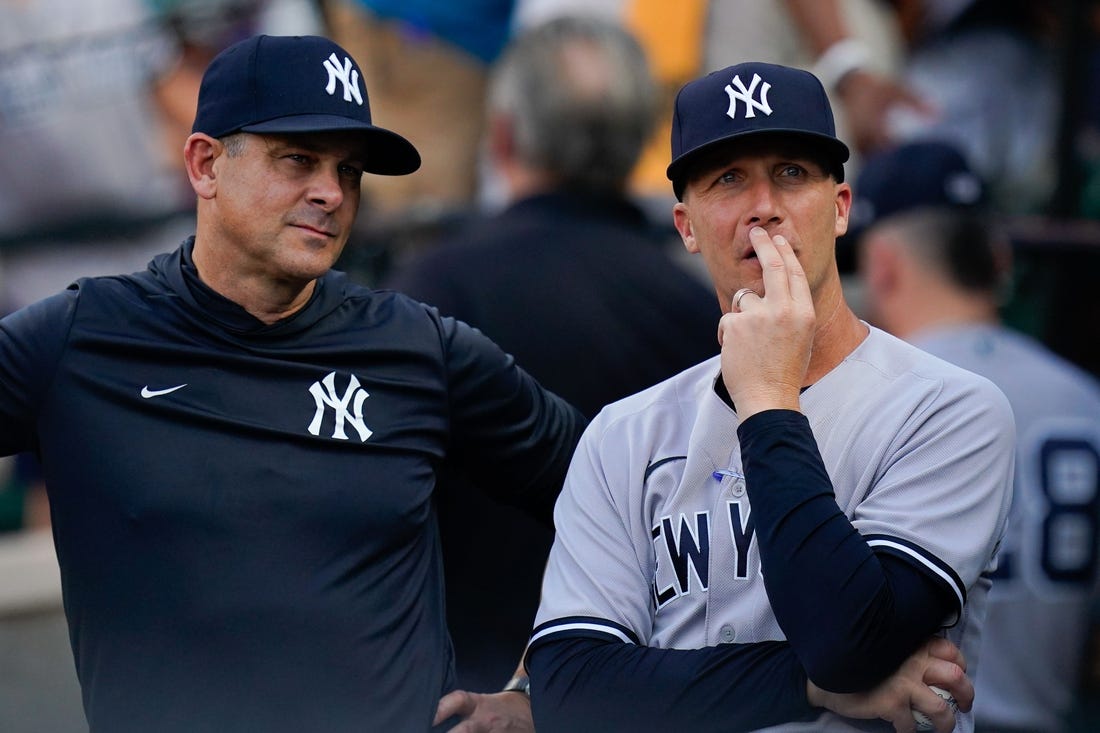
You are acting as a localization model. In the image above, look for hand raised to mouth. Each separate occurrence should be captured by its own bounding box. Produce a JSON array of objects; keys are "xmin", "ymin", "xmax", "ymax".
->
[{"xmin": 717, "ymin": 226, "xmax": 814, "ymax": 419}]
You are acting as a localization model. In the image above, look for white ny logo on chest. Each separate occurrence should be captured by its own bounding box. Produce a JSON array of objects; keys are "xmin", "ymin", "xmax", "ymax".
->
[{"xmin": 308, "ymin": 371, "xmax": 372, "ymax": 441}]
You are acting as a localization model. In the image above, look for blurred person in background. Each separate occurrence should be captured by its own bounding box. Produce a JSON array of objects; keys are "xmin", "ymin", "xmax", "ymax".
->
[
  {"xmin": 884, "ymin": 0, "xmax": 1061, "ymax": 215},
  {"xmin": 319, "ymin": 0, "xmax": 517, "ymax": 284},
  {"xmin": 856, "ymin": 140, "xmax": 1100, "ymax": 733},
  {"xmin": 0, "ymin": 0, "xmax": 196, "ymax": 315},
  {"xmin": 383, "ymin": 13, "xmax": 720, "ymax": 693},
  {"xmin": 701, "ymin": 0, "xmax": 1061, "ymax": 215},
  {"xmin": 0, "ymin": 0, "xmax": 323, "ymax": 312}
]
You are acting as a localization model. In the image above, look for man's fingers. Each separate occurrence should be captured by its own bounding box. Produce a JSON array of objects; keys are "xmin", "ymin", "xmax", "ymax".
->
[
  {"xmin": 435, "ymin": 689, "xmax": 478, "ymax": 725},
  {"xmin": 909, "ymin": 684, "xmax": 958, "ymax": 733},
  {"xmin": 925, "ymin": 636, "xmax": 966, "ymax": 671},
  {"xmin": 771, "ymin": 232, "xmax": 811, "ymax": 303},
  {"xmin": 748, "ymin": 227, "xmax": 810, "ymax": 304},
  {"xmin": 748, "ymin": 226, "xmax": 790, "ymax": 301},
  {"xmin": 921, "ymin": 658, "xmax": 973, "ymax": 713},
  {"xmin": 918, "ymin": 637, "xmax": 971, "ymax": 712}
]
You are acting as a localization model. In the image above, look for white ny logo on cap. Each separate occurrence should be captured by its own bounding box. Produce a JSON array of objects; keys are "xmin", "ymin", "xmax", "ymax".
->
[
  {"xmin": 323, "ymin": 52, "xmax": 364, "ymax": 106},
  {"xmin": 724, "ymin": 73, "xmax": 772, "ymax": 120}
]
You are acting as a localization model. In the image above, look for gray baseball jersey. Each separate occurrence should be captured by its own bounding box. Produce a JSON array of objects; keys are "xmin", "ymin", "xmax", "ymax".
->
[
  {"xmin": 533, "ymin": 325, "xmax": 1015, "ymax": 732},
  {"xmin": 912, "ymin": 323, "xmax": 1100, "ymax": 733}
]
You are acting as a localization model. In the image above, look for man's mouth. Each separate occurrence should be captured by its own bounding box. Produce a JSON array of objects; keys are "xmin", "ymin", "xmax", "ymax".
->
[{"xmin": 294, "ymin": 223, "xmax": 336, "ymax": 238}]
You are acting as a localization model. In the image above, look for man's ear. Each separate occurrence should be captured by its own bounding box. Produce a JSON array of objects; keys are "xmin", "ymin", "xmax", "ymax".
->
[
  {"xmin": 834, "ymin": 182, "xmax": 853, "ymax": 238},
  {"xmin": 183, "ymin": 133, "xmax": 221, "ymax": 200},
  {"xmin": 673, "ymin": 202, "xmax": 698, "ymax": 254},
  {"xmin": 860, "ymin": 231, "xmax": 900, "ymax": 298}
]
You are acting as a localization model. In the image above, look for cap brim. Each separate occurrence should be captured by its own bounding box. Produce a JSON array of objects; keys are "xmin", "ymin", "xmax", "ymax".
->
[
  {"xmin": 241, "ymin": 114, "xmax": 421, "ymax": 176},
  {"xmin": 666, "ymin": 129, "xmax": 850, "ymax": 183}
]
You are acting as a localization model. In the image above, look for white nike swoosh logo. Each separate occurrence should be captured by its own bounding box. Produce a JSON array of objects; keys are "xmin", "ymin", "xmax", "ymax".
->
[{"xmin": 141, "ymin": 384, "xmax": 188, "ymax": 399}]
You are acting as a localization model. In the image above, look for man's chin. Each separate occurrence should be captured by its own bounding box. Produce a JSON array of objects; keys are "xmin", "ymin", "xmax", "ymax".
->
[{"xmin": 281, "ymin": 247, "xmax": 343, "ymax": 283}]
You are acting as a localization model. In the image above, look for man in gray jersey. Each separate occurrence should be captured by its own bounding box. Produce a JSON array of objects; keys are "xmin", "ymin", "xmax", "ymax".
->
[
  {"xmin": 856, "ymin": 140, "xmax": 1100, "ymax": 733},
  {"xmin": 526, "ymin": 62, "xmax": 1014, "ymax": 732}
]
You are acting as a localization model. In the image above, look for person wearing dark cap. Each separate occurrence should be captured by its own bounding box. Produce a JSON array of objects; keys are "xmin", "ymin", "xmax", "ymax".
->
[
  {"xmin": 525, "ymin": 62, "xmax": 1014, "ymax": 732},
  {"xmin": 837, "ymin": 139, "xmax": 985, "ymax": 273},
  {"xmin": 0, "ymin": 34, "xmax": 587, "ymax": 733},
  {"xmin": 856, "ymin": 140, "xmax": 1100, "ymax": 733}
]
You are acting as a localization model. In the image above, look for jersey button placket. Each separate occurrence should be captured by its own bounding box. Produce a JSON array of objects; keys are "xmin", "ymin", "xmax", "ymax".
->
[{"xmin": 730, "ymin": 476, "xmax": 745, "ymax": 497}]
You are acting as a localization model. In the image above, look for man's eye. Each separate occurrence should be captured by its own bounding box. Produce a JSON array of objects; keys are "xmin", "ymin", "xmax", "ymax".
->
[{"xmin": 780, "ymin": 164, "xmax": 804, "ymax": 177}]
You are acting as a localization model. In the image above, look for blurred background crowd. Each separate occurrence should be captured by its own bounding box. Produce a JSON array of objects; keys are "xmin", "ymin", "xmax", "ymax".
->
[{"xmin": 2, "ymin": 1, "xmax": 1099, "ymax": 731}]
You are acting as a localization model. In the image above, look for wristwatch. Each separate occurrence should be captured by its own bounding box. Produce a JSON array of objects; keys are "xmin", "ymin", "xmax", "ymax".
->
[{"xmin": 502, "ymin": 674, "xmax": 531, "ymax": 696}]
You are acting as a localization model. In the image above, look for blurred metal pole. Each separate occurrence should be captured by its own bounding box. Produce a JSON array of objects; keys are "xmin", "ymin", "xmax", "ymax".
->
[{"xmin": 1051, "ymin": 0, "xmax": 1091, "ymax": 217}]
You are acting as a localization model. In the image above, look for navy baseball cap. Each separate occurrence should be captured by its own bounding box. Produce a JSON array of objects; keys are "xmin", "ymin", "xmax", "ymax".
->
[
  {"xmin": 191, "ymin": 34, "xmax": 421, "ymax": 176},
  {"xmin": 848, "ymin": 140, "xmax": 986, "ymax": 239},
  {"xmin": 667, "ymin": 62, "xmax": 850, "ymax": 195}
]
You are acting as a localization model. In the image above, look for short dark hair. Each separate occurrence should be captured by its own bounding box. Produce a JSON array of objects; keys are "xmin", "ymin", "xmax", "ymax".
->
[
  {"xmin": 879, "ymin": 207, "xmax": 1008, "ymax": 296},
  {"xmin": 931, "ymin": 210, "xmax": 1005, "ymax": 294}
]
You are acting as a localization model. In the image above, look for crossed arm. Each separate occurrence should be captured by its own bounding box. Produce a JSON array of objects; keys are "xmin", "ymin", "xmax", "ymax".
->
[{"xmin": 437, "ymin": 635, "xmax": 970, "ymax": 733}]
